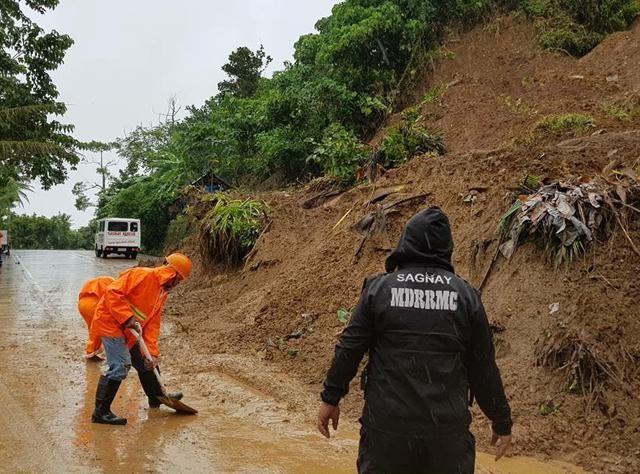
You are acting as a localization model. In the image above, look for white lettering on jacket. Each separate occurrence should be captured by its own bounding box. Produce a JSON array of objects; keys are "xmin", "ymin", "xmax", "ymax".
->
[
  {"xmin": 396, "ymin": 272, "xmax": 452, "ymax": 285},
  {"xmin": 390, "ymin": 288, "xmax": 458, "ymax": 311}
]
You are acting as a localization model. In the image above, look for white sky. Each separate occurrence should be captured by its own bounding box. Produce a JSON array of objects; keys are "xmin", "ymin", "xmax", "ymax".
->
[{"xmin": 20, "ymin": 0, "xmax": 339, "ymax": 228}]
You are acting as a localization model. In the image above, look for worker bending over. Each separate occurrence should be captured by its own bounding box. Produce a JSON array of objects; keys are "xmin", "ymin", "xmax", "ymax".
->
[
  {"xmin": 318, "ymin": 207, "xmax": 512, "ymax": 473},
  {"xmin": 89, "ymin": 253, "xmax": 192, "ymax": 425},
  {"xmin": 78, "ymin": 275, "xmax": 114, "ymax": 359}
]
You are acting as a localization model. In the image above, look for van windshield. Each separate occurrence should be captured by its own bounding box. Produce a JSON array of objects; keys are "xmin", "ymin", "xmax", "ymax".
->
[{"xmin": 107, "ymin": 221, "xmax": 129, "ymax": 232}]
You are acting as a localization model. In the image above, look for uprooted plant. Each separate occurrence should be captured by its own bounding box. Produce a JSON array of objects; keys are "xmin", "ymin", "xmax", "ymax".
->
[
  {"xmin": 535, "ymin": 322, "xmax": 633, "ymax": 410},
  {"xmin": 198, "ymin": 193, "xmax": 269, "ymax": 267},
  {"xmin": 498, "ymin": 163, "xmax": 640, "ymax": 269}
]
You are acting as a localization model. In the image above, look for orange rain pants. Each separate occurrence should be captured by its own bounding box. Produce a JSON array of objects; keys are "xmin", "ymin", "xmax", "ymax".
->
[
  {"xmin": 90, "ymin": 265, "xmax": 178, "ymax": 357},
  {"xmin": 78, "ymin": 276, "xmax": 115, "ymax": 357}
]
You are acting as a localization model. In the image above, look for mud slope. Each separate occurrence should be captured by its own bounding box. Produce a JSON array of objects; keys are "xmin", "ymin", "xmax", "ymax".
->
[{"xmin": 164, "ymin": 17, "xmax": 640, "ymax": 473}]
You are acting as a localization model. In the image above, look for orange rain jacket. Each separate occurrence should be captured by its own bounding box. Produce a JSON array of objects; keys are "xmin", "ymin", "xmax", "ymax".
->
[
  {"xmin": 78, "ymin": 276, "xmax": 115, "ymax": 356},
  {"xmin": 90, "ymin": 265, "xmax": 178, "ymax": 357}
]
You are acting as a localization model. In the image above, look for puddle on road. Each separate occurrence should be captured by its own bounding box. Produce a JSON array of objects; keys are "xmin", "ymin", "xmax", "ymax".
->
[
  {"xmin": 72, "ymin": 362, "xmax": 354, "ymax": 473},
  {"xmin": 476, "ymin": 452, "xmax": 587, "ymax": 473},
  {"xmin": 0, "ymin": 251, "xmax": 588, "ymax": 473}
]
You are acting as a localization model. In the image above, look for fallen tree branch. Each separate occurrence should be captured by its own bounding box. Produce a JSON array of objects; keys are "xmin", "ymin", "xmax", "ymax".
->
[{"xmin": 613, "ymin": 211, "xmax": 640, "ymax": 257}]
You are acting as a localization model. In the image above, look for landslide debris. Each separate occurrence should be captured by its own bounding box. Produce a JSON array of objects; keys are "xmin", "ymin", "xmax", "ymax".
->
[{"xmin": 164, "ymin": 16, "xmax": 640, "ymax": 474}]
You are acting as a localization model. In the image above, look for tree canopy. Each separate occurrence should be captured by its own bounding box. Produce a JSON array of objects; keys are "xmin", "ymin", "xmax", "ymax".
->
[
  {"xmin": 0, "ymin": 0, "xmax": 79, "ymax": 212},
  {"xmin": 0, "ymin": 213, "xmax": 93, "ymax": 249},
  {"xmin": 94, "ymin": 0, "xmax": 639, "ymax": 253},
  {"xmin": 218, "ymin": 45, "xmax": 272, "ymax": 99}
]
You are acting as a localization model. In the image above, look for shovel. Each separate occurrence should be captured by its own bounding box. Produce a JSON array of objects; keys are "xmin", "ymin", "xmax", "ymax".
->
[{"xmin": 129, "ymin": 329, "xmax": 198, "ymax": 415}]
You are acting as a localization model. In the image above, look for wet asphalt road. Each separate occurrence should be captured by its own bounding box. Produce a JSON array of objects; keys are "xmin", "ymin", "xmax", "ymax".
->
[
  {"xmin": 0, "ymin": 251, "xmax": 586, "ymax": 473},
  {"xmin": 0, "ymin": 250, "xmax": 355, "ymax": 473}
]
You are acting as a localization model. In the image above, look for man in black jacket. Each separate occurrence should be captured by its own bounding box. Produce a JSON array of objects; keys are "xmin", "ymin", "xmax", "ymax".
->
[{"xmin": 317, "ymin": 207, "xmax": 512, "ymax": 474}]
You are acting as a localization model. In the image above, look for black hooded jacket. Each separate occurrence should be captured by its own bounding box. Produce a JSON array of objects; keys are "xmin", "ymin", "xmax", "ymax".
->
[{"xmin": 321, "ymin": 207, "xmax": 512, "ymax": 436}]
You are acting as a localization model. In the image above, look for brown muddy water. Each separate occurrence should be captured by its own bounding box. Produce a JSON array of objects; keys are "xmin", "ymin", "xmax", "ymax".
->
[{"xmin": 0, "ymin": 251, "xmax": 586, "ymax": 473}]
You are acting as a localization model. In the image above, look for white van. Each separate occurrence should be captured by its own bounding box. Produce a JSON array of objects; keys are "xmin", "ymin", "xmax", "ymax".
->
[
  {"xmin": 95, "ymin": 218, "xmax": 141, "ymax": 259},
  {"xmin": 0, "ymin": 229, "xmax": 8, "ymax": 264}
]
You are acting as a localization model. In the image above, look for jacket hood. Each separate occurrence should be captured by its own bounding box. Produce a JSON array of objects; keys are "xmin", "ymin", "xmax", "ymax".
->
[{"xmin": 385, "ymin": 206, "xmax": 454, "ymax": 273}]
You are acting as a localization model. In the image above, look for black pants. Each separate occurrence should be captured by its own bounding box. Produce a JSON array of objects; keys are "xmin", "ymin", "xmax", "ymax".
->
[
  {"xmin": 357, "ymin": 427, "xmax": 475, "ymax": 474},
  {"xmin": 129, "ymin": 343, "xmax": 163, "ymax": 402}
]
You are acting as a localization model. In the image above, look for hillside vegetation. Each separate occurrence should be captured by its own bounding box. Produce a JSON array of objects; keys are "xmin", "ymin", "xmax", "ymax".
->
[
  {"xmin": 94, "ymin": 0, "xmax": 639, "ymax": 252},
  {"xmin": 160, "ymin": 8, "xmax": 640, "ymax": 473}
]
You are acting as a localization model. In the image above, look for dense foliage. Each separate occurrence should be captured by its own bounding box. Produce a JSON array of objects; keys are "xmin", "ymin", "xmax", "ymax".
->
[
  {"xmin": 0, "ymin": 213, "xmax": 93, "ymax": 249},
  {"xmin": 519, "ymin": 0, "xmax": 640, "ymax": 55},
  {"xmin": 0, "ymin": 0, "xmax": 79, "ymax": 211},
  {"xmin": 95, "ymin": 0, "xmax": 638, "ymax": 251}
]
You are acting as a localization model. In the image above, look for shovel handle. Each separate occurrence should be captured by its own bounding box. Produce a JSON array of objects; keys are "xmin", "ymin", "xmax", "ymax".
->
[
  {"xmin": 129, "ymin": 328, "xmax": 168, "ymax": 396},
  {"xmin": 128, "ymin": 328, "xmax": 153, "ymax": 362}
]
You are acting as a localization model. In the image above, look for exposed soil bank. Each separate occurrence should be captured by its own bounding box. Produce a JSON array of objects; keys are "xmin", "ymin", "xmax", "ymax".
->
[{"xmin": 165, "ymin": 16, "xmax": 640, "ymax": 474}]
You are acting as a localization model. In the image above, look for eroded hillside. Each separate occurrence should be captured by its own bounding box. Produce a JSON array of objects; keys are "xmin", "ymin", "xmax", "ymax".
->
[{"xmin": 163, "ymin": 16, "xmax": 640, "ymax": 473}]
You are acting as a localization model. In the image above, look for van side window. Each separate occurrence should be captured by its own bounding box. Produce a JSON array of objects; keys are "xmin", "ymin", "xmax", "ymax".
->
[
  {"xmin": 107, "ymin": 221, "xmax": 128, "ymax": 232},
  {"xmin": 130, "ymin": 222, "xmax": 139, "ymax": 232},
  {"xmin": 99, "ymin": 221, "xmax": 104, "ymax": 231}
]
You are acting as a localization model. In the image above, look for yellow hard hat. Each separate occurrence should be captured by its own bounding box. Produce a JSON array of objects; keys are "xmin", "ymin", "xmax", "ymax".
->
[{"xmin": 165, "ymin": 252, "xmax": 192, "ymax": 280}]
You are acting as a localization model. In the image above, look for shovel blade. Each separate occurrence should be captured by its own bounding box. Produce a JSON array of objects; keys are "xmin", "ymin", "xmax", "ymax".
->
[{"xmin": 159, "ymin": 396, "xmax": 198, "ymax": 415}]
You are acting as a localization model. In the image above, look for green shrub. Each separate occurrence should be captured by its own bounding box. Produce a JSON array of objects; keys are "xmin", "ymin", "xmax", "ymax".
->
[
  {"xmin": 521, "ymin": 0, "xmax": 640, "ymax": 56},
  {"xmin": 533, "ymin": 113, "xmax": 595, "ymax": 135},
  {"xmin": 380, "ymin": 111, "xmax": 446, "ymax": 168},
  {"xmin": 307, "ymin": 124, "xmax": 370, "ymax": 184},
  {"xmin": 164, "ymin": 214, "xmax": 196, "ymax": 252},
  {"xmin": 199, "ymin": 194, "xmax": 268, "ymax": 266}
]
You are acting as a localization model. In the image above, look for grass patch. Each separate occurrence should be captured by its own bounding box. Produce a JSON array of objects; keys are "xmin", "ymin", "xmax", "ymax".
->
[
  {"xmin": 199, "ymin": 193, "xmax": 268, "ymax": 266},
  {"xmin": 533, "ymin": 113, "xmax": 595, "ymax": 136},
  {"xmin": 421, "ymin": 85, "xmax": 446, "ymax": 106},
  {"xmin": 605, "ymin": 97, "xmax": 640, "ymax": 122}
]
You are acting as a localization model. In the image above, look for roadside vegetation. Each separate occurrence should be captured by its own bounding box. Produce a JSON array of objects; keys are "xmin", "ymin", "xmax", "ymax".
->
[{"xmin": 0, "ymin": 213, "xmax": 93, "ymax": 250}]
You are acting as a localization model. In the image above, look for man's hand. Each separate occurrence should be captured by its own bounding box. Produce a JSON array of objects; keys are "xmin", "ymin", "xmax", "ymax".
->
[
  {"xmin": 317, "ymin": 402, "xmax": 340, "ymax": 439},
  {"xmin": 144, "ymin": 355, "xmax": 158, "ymax": 371},
  {"xmin": 491, "ymin": 431, "xmax": 512, "ymax": 461},
  {"xmin": 124, "ymin": 316, "xmax": 141, "ymax": 333}
]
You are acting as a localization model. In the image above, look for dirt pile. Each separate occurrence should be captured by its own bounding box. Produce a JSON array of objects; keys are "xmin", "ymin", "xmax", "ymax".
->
[{"xmin": 163, "ymin": 16, "xmax": 640, "ymax": 473}]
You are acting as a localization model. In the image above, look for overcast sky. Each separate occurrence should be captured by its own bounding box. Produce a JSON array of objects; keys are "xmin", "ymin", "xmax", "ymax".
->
[{"xmin": 20, "ymin": 0, "xmax": 339, "ymax": 228}]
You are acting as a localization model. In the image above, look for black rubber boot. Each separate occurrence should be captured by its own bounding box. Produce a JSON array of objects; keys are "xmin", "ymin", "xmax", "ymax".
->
[
  {"xmin": 138, "ymin": 368, "xmax": 183, "ymax": 408},
  {"xmin": 91, "ymin": 376, "xmax": 127, "ymax": 425}
]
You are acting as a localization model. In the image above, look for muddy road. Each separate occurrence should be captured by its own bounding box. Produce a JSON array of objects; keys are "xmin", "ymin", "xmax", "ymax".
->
[{"xmin": 0, "ymin": 251, "xmax": 585, "ymax": 473}]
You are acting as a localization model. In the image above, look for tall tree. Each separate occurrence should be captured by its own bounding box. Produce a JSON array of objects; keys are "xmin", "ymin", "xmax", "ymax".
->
[
  {"xmin": 217, "ymin": 45, "xmax": 272, "ymax": 98},
  {"xmin": 0, "ymin": 0, "xmax": 79, "ymax": 193},
  {"xmin": 71, "ymin": 141, "xmax": 119, "ymax": 211}
]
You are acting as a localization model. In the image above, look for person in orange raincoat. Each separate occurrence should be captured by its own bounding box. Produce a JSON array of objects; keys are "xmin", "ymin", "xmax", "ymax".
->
[
  {"xmin": 78, "ymin": 276, "xmax": 114, "ymax": 359},
  {"xmin": 89, "ymin": 253, "xmax": 192, "ymax": 425}
]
